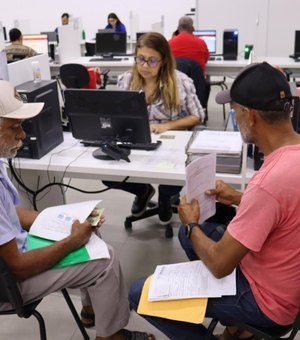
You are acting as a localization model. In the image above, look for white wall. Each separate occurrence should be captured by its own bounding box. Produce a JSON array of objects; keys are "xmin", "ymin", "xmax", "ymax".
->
[
  {"xmin": 0, "ymin": 0, "xmax": 195, "ymax": 40},
  {"xmin": 196, "ymin": 0, "xmax": 300, "ymax": 57}
]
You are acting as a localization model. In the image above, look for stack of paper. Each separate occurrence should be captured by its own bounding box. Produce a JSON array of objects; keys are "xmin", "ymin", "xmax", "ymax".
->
[
  {"xmin": 187, "ymin": 131, "xmax": 243, "ymax": 174},
  {"xmin": 28, "ymin": 200, "xmax": 110, "ymax": 269},
  {"xmin": 137, "ymin": 260, "xmax": 236, "ymax": 324}
]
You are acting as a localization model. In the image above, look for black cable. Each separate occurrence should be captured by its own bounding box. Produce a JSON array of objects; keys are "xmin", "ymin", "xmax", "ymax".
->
[{"xmin": 8, "ymin": 158, "xmax": 130, "ymax": 210}]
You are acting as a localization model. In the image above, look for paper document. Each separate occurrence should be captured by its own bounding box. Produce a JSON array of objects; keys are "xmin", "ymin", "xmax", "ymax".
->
[
  {"xmin": 30, "ymin": 200, "xmax": 103, "ymax": 241},
  {"xmin": 188, "ymin": 131, "xmax": 243, "ymax": 154},
  {"xmin": 148, "ymin": 261, "xmax": 236, "ymax": 301},
  {"xmin": 186, "ymin": 153, "xmax": 216, "ymax": 224},
  {"xmin": 138, "ymin": 275, "xmax": 208, "ymax": 324},
  {"xmin": 29, "ymin": 200, "xmax": 110, "ymax": 265}
]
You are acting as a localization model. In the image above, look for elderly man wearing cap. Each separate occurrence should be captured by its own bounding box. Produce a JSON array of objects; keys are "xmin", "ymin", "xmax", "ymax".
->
[
  {"xmin": 129, "ymin": 62, "xmax": 300, "ymax": 340},
  {"xmin": 169, "ymin": 16, "xmax": 209, "ymax": 74},
  {"xmin": 0, "ymin": 81, "xmax": 154, "ymax": 340}
]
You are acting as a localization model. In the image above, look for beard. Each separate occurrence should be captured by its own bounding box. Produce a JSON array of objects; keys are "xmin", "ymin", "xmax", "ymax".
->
[
  {"xmin": 239, "ymin": 122, "xmax": 254, "ymax": 144},
  {"xmin": 0, "ymin": 140, "xmax": 22, "ymax": 158}
]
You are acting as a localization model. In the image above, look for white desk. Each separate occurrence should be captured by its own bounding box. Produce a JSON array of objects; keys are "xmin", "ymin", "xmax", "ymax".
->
[
  {"xmin": 50, "ymin": 56, "xmax": 135, "ymax": 78},
  {"xmin": 51, "ymin": 56, "xmax": 300, "ymax": 79},
  {"xmin": 206, "ymin": 57, "xmax": 300, "ymax": 78},
  {"xmin": 9, "ymin": 131, "xmax": 248, "ymax": 210}
]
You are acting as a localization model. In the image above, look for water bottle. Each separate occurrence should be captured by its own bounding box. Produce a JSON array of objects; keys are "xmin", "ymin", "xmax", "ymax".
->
[{"xmin": 31, "ymin": 61, "xmax": 42, "ymax": 83}]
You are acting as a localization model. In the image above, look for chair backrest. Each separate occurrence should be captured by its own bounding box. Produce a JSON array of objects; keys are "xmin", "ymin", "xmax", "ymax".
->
[
  {"xmin": 175, "ymin": 57, "xmax": 209, "ymax": 109},
  {"xmin": 0, "ymin": 257, "xmax": 24, "ymax": 317},
  {"xmin": 85, "ymin": 42, "xmax": 96, "ymax": 56},
  {"xmin": 60, "ymin": 63, "xmax": 90, "ymax": 89}
]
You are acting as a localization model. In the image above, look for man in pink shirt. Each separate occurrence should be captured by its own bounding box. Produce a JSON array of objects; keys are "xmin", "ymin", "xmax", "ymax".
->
[{"xmin": 129, "ymin": 62, "xmax": 300, "ymax": 340}]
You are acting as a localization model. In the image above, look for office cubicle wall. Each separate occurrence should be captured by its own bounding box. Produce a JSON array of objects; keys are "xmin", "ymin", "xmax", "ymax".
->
[{"xmin": 7, "ymin": 53, "xmax": 51, "ymax": 86}]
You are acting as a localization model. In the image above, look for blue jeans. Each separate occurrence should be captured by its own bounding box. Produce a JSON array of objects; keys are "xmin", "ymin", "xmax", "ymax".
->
[{"xmin": 129, "ymin": 222, "xmax": 279, "ymax": 340}]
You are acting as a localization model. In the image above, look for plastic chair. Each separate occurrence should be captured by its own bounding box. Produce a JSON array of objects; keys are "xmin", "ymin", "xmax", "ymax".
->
[
  {"xmin": 0, "ymin": 256, "xmax": 89, "ymax": 339},
  {"xmin": 205, "ymin": 311, "xmax": 300, "ymax": 340}
]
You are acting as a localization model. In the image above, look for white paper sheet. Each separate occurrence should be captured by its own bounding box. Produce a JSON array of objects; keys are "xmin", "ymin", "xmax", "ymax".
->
[
  {"xmin": 148, "ymin": 261, "xmax": 236, "ymax": 301},
  {"xmin": 185, "ymin": 153, "xmax": 216, "ymax": 224}
]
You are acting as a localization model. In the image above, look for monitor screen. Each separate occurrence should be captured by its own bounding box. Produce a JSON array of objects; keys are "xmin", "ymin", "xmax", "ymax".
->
[
  {"xmin": 294, "ymin": 31, "xmax": 300, "ymax": 56},
  {"xmin": 64, "ymin": 89, "xmax": 152, "ymax": 144},
  {"xmin": 193, "ymin": 30, "xmax": 216, "ymax": 54},
  {"xmin": 95, "ymin": 32, "xmax": 126, "ymax": 56},
  {"xmin": 40, "ymin": 31, "xmax": 58, "ymax": 43},
  {"xmin": 22, "ymin": 34, "xmax": 48, "ymax": 54}
]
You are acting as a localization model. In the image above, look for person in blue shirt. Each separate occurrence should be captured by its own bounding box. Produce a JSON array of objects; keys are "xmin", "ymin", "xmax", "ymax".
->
[{"xmin": 105, "ymin": 13, "xmax": 126, "ymax": 33}]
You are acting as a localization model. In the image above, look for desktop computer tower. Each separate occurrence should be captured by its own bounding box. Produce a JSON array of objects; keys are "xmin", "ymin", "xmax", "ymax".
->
[
  {"xmin": 16, "ymin": 80, "xmax": 64, "ymax": 159},
  {"xmin": 223, "ymin": 29, "xmax": 238, "ymax": 60}
]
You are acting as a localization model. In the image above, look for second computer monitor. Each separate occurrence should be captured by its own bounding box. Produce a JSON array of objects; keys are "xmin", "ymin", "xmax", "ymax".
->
[
  {"xmin": 64, "ymin": 89, "xmax": 152, "ymax": 144},
  {"xmin": 22, "ymin": 34, "xmax": 49, "ymax": 54},
  {"xmin": 95, "ymin": 31, "xmax": 126, "ymax": 57},
  {"xmin": 193, "ymin": 30, "xmax": 217, "ymax": 54}
]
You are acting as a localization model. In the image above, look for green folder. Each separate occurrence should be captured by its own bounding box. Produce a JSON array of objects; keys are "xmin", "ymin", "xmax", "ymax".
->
[{"xmin": 27, "ymin": 234, "xmax": 90, "ymax": 269}]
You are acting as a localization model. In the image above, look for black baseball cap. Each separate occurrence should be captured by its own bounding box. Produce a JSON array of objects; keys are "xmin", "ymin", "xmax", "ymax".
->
[{"xmin": 216, "ymin": 62, "xmax": 292, "ymax": 111}]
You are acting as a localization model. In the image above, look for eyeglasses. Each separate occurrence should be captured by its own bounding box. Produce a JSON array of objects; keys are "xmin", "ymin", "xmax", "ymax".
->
[{"xmin": 135, "ymin": 56, "xmax": 161, "ymax": 68}]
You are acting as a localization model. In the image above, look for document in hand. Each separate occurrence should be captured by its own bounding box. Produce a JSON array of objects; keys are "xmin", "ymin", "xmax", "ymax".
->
[
  {"xmin": 148, "ymin": 260, "xmax": 236, "ymax": 301},
  {"xmin": 28, "ymin": 200, "xmax": 110, "ymax": 268},
  {"xmin": 185, "ymin": 153, "xmax": 216, "ymax": 224}
]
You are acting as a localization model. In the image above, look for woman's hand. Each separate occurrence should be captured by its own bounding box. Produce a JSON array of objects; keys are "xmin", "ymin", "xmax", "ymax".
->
[{"xmin": 150, "ymin": 123, "xmax": 170, "ymax": 134}]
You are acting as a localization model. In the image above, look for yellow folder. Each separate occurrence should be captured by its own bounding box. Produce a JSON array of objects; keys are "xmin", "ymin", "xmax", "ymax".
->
[{"xmin": 137, "ymin": 275, "xmax": 208, "ymax": 324}]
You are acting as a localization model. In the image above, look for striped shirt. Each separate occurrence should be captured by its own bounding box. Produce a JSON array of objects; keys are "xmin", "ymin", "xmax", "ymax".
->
[{"xmin": 117, "ymin": 70, "xmax": 205, "ymax": 124}]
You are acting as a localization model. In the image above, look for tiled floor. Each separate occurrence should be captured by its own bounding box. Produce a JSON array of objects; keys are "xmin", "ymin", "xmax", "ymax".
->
[{"xmin": 1, "ymin": 84, "xmax": 298, "ymax": 339}]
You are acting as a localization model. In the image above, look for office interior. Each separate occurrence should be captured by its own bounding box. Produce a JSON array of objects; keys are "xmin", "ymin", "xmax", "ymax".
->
[{"xmin": 0, "ymin": 0, "xmax": 300, "ymax": 339}]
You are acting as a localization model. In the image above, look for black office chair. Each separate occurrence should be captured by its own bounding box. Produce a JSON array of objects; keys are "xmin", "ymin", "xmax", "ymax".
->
[
  {"xmin": 60, "ymin": 63, "xmax": 91, "ymax": 89},
  {"xmin": 60, "ymin": 63, "xmax": 110, "ymax": 90},
  {"xmin": 205, "ymin": 311, "xmax": 300, "ymax": 340},
  {"xmin": 85, "ymin": 42, "xmax": 96, "ymax": 57},
  {"xmin": 175, "ymin": 57, "xmax": 209, "ymax": 123},
  {"xmin": 0, "ymin": 256, "xmax": 89, "ymax": 339}
]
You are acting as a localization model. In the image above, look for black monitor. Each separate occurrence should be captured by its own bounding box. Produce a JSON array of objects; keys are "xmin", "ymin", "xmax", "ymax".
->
[
  {"xmin": 95, "ymin": 32, "xmax": 127, "ymax": 57},
  {"xmin": 294, "ymin": 31, "xmax": 300, "ymax": 57},
  {"xmin": 64, "ymin": 89, "xmax": 151, "ymax": 144}
]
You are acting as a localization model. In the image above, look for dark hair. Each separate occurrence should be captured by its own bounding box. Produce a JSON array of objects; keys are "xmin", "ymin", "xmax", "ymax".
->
[
  {"xmin": 61, "ymin": 12, "xmax": 69, "ymax": 19},
  {"xmin": 9, "ymin": 28, "xmax": 22, "ymax": 42},
  {"xmin": 107, "ymin": 12, "xmax": 122, "ymax": 25}
]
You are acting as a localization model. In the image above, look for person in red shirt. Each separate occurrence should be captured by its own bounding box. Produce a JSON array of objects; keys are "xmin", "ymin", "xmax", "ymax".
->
[{"xmin": 169, "ymin": 16, "xmax": 209, "ymax": 73}]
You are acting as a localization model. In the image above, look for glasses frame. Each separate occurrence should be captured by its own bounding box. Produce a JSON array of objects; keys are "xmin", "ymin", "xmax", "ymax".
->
[{"xmin": 134, "ymin": 55, "xmax": 162, "ymax": 68}]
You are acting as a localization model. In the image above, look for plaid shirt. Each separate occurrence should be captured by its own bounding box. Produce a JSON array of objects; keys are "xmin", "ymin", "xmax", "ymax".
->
[{"xmin": 117, "ymin": 70, "xmax": 205, "ymax": 124}]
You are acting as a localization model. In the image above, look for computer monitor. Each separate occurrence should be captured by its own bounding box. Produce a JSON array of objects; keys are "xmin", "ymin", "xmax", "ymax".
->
[
  {"xmin": 193, "ymin": 30, "xmax": 217, "ymax": 54},
  {"xmin": 22, "ymin": 34, "xmax": 48, "ymax": 54},
  {"xmin": 40, "ymin": 31, "xmax": 58, "ymax": 43},
  {"xmin": 95, "ymin": 32, "xmax": 127, "ymax": 57},
  {"xmin": 294, "ymin": 31, "xmax": 300, "ymax": 57},
  {"xmin": 64, "ymin": 89, "xmax": 152, "ymax": 144}
]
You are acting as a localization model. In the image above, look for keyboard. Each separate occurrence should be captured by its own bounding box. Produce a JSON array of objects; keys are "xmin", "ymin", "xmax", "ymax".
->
[
  {"xmin": 80, "ymin": 139, "xmax": 162, "ymax": 151},
  {"xmin": 118, "ymin": 141, "xmax": 162, "ymax": 151},
  {"xmin": 89, "ymin": 57, "xmax": 122, "ymax": 62}
]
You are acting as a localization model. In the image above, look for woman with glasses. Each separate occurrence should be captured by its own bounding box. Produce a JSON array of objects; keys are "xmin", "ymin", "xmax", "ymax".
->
[{"xmin": 103, "ymin": 32, "xmax": 205, "ymax": 224}]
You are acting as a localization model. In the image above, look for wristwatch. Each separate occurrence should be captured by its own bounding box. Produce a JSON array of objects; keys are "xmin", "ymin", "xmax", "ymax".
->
[{"xmin": 184, "ymin": 223, "xmax": 200, "ymax": 239}]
